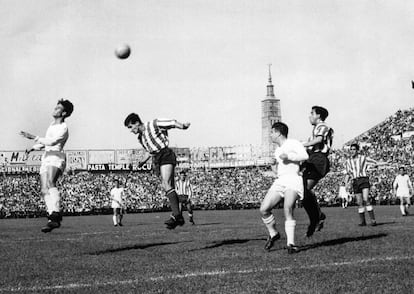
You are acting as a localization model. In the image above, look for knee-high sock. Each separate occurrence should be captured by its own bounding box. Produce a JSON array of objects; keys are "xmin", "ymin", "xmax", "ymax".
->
[
  {"xmin": 166, "ymin": 189, "xmax": 181, "ymax": 217},
  {"xmin": 113, "ymin": 215, "xmax": 117, "ymax": 225},
  {"xmin": 358, "ymin": 207, "xmax": 366, "ymax": 224},
  {"xmin": 44, "ymin": 192, "xmax": 54, "ymax": 215},
  {"xmin": 262, "ymin": 214, "xmax": 278, "ymax": 237},
  {"xmin": 366, "ymin": 205, "xmax": 375, "ymax": 220},
  {"xmin": 400, "ymin": 204, "xmax": 406, "ymax": 215},
  {"xmin": 48, "ymin": 187, "xmax": 61, "ymax": 213},
  {"xmin": 285, "ymin": 220, "xmax": 296, "ymax": 246}
]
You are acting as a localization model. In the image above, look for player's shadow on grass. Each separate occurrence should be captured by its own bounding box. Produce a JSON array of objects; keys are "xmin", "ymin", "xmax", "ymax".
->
[
  {"xmin": 90, "ymin": 240, "xmax": 192, "ymax": 255},
  {"xmin": 189, "ymin": 237, "xmax": 266, "ymax": 251},
  {"xmin": 372, "ymin": 221, "xmax": 395, "ymax": 226},
  {"xmin": 299, "ymin": 233, "xmax": 387, "ymax": 252},
  {"xmin": 193, "ymin": 222, "xmax": 222, "ymax": 226}
]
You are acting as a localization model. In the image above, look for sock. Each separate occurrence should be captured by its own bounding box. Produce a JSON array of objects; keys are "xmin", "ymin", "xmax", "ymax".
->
[
  {"xmin": 119, "ymin": 214, "xmax": 123, "ymax": 223},
  {"xmin": 166, "ymin": 189, "xmax": 181, "ymax": 217},
  {"xmin": 262, "ymin": 214, "xmax": 278, "ymax": 237},
  {"xmin": 358, "ymin": 207, "xmax": 366, "ymax": 224},
  {"xmin": 285, "ymin": 220, "xmax": 296, "ymax": 246},
  {"xmin": 113, "ymin": 215, "xmax": 117, "ymax": 225},
  {"xmin": 366, "ymin": 205, "xmax": 375, "ymax": 221},
  {"xmin": 400, "ymin": 205, "xmax": 406, "ymax": 215},
  {"xmin": 48, "ymin": 187, "xmax": 61, "ymax": 213},
  {"xmin": 44, "ymin": 193, "xmax": 54, "ymax": 215}
]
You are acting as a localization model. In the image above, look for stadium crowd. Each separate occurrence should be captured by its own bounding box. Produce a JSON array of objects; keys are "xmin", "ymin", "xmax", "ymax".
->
[{"xmin": 1, "ymin": 108, "xmax": 413, "ymax": 218}]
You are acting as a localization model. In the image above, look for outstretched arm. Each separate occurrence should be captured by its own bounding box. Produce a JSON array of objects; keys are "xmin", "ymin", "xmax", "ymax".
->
[
  {"xmin": 20, "ymin": 126, "xmax": 68, "ymax": 147},
  {"xmin": 156, "ymin": 119, "xmax": 190, "ymax": 130}
]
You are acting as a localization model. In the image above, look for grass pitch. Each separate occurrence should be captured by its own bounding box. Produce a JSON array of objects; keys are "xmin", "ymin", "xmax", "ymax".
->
[{"xmin": 0, "ymin": 206, "xmax": 413, "ymax": 293}]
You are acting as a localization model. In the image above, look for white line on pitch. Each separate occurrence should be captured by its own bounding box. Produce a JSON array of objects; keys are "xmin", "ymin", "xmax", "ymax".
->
[{"xmin": 0, "ymin": 255, "xmax": 412, "ymax": 292}]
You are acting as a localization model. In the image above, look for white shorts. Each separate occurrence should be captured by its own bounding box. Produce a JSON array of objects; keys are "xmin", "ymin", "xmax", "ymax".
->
[
  {"xmin": 40, "ymin": 152, "xmax": 66, "ymax": 174},
  {"xmin": 339, "ymin": 193, "xmax": 349, "ymax": 200},
  {"xmin": 111, "ymin": 202, "xmax": 123, "ymax": 209},
  {"xmin": 269, "ymin": 175, "xmax": 304, "ymax": 200}
]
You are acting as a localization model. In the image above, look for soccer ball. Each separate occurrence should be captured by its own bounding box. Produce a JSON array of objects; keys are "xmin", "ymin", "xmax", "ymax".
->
[{"xmin": 115, "ymin": 45, "xmax": 131, "ymax": 59}]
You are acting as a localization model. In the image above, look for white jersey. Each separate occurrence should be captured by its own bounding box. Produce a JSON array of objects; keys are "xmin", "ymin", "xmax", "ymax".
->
[
  {"xmin": 33, "ymin": 122, "xmax": 69, "ymax": 153},
  {"xmin": 338, "ymin": 186, "xmax": 348, "ymax": 199},
  {"xmin": 111, "ymin": 187, "xmax": 125, "ymax": 208},
  {"xmin": 274, "ymin": 139, "xmax": 309, "ymax": 178},
  {"xmin": 269, "ymin": 139, "xmax": 309, "ymax": 199},
  {"xmin": 393, "ymin": 174, "xmax": 412, "ymax": 197},
  {"xmin": 34, "ymin": 122, "xmax": 69, "ymax": 173}
]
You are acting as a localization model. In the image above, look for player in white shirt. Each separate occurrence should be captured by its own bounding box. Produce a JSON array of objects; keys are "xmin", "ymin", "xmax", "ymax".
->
[
  {"xmin": 260, "ymin": 122, "xmax": 309, "ymax": 254},
  {"xmin": 110, "ymin": 179, "xmax": 126, "ymax": 226},
  {"xmin": 393, "ymin": 167, "xmax": 412, "ymax": 216},
  {"xmin": 338, "ymin": 181, "xmax": 349, "ymax": 209},
  {"xmin": 20, "ymin": 99, "xmax": 74, "ymax": 233}
]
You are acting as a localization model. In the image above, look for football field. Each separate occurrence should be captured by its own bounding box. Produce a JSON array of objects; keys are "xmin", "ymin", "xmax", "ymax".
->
[{"xmin": 1, "ymin": 206, "xmax": 413, "ymax": 293}]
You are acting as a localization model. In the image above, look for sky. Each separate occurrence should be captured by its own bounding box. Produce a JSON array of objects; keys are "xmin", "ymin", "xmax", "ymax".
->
[{"xmin": 1, "ymin": 0, "xmax": 414, "ymax": 151}]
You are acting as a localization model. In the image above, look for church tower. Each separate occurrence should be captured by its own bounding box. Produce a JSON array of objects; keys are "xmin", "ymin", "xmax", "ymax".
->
[{"xmin": 261, "ymin": 64, "xmax": 281, "ymax": 157}]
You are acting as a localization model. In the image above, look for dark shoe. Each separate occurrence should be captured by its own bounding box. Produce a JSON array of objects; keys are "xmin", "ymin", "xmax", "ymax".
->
[
  {"xmin": 316, "ymin": 212, "xmax": 326, "ymax": 231},
  {"xmin": 164, "ymin": 215, "xmax": 185, "ymax": 230},
  {"xmin": 264, "ymin": 233, "xmax": 281, "ymax": 251},
  {"xmin": 41, "ymin": 221, "xmax": 60, "ymax": 233},
  {"xmin": 189, "ymin": 217, "xmax": 195, "ymax": 225},
  {"xmin": 306, "ymin": 223, "xmax": 317, "ymax": 237},
  {"xmin": 118, "ymin": 223, "xmax": 123, "ymax": 227},
  {"xmin": 287, "ymin": 244, "xmax": 300, "ymax": 254},
  {"xmin": 358, "ymin": 222, "xmax": 367, "ymax": 227},
  {"xmin": 114, "ymin": 224, "xmax": 118, "ymax": 227}
]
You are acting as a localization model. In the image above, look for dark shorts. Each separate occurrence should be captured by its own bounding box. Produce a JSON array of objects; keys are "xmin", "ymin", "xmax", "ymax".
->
[
  {"xmin": 152, "ymin": 147, "xmax": 177, "ymax": 176},
  {"xmin": 178, "ymin": 194, "xmax": 190, "ymax": 203},
  {"xmin": 352, "ymin": 177, "xmax": 370, "ymax": 194},
  {"xmin": 302, "ymin": 152, "xmax": 330, "ymax": 181}
]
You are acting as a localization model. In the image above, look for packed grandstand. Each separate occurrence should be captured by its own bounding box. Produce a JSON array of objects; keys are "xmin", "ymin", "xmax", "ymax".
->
[{"xmin": 1, "ymin": 108, "xmax": 414, "ymax": 218}]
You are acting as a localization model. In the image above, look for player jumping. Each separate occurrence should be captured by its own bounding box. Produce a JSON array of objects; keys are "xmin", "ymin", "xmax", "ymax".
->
[
  {"xmin": 20, "ymin": 99, "xmax": 74, "ymax": 233},
  {"xmin": 124, "ymin": 113, "xmax": 190, "ymax": 229},
  {"xmin": 302, "ymin": 106, "xmax": 333, "ymax": 237}
]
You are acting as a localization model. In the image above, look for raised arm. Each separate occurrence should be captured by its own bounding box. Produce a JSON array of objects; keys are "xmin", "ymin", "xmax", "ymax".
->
[{"xmin": 156, "ymin": 119, "xmax": 190, "ymax": 130}]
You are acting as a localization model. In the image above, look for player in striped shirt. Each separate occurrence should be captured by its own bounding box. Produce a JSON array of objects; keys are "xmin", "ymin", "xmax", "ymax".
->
[
  {"xmin": 124, "ymin": 113, "xmax": 190, "ymax": 229},
  {"xmin": 20, "ymin": 99, "xmax": 74, "ymax": 233},
  {"xmin": 176, "ymin": 170, "xmax": 195, "ymax": 225},
  {"xmin": 302, "ymin": 106, "xmax": 333, "ymax": 237},
  {"xmin": 344, "ymin": 143, "xmax": 387, "ymax": 226}
]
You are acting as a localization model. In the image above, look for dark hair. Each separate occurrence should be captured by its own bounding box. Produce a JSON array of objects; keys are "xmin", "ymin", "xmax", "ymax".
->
[
  {"xmin": 312, "ymin": 106, "xmax": 329, "ymax": 121},
  {"xmin": 350, "ymin": 143, "xmax": 359, "ymax": 150},
  {"xmin": 58, "ymin": 99, "xmax": 74, "ymax": 118},
  {"xmin": 271, "ymin": 121, "xmax": 288, "ymax": 137},
  {"xmin": 124, "ymin": 113, "xmax": 142, "ymax": 126}
]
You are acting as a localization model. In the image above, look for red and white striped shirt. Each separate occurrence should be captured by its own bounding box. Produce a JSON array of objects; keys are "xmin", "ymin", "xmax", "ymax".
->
[
  {"xmin": 310, "ymin": 122, "xmax": 333, "ymax": 154},
  {"xmin": 138, "ymin": 119, "xmax": 176, "ymax": 154},
  {"xmin": 176, "ymin": 179, "xmax": 193, "ymax": 197},
  {"xmin": 344, "ymin": 155, "xmax": 377, "ymax": 179}
]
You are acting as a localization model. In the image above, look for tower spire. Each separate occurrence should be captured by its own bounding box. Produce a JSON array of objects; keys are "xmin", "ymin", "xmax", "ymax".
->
[{"xmin": 267, "ymin": 63, "xmax": 275, "ymax": 97}]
